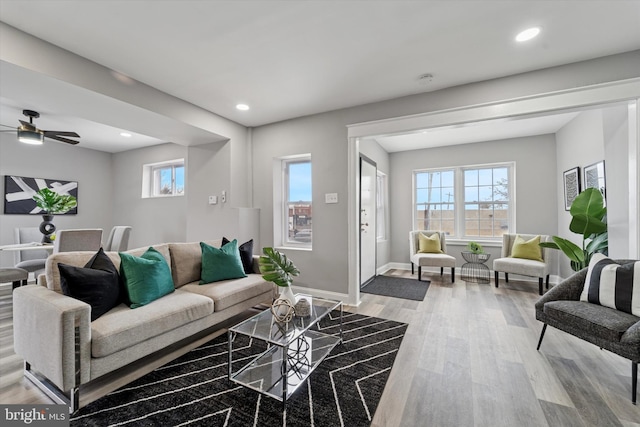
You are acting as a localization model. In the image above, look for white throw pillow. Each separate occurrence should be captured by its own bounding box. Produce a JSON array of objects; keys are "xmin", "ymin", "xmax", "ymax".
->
[{"xmin": 580, "ymin": 253, "xmax": 640, "ymax": 316}]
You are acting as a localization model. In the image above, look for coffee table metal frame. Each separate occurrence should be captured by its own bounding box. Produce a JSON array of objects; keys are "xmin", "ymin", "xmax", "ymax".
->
[{"xmin": 228, "ymin": 296, "xmax": 342, "ymax": 411}]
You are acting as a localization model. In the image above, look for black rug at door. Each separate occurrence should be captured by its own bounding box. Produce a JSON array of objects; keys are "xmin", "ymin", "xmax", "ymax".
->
[
  {"xmin": 71, "ymin": 312, "xmax": 407, "ymax": 427},
  {"xmin": 361, "ymin": 275, "xmax": 430, "ymax": 301}
]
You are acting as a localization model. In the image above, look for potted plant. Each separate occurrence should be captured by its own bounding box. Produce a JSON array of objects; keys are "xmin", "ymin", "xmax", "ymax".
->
[
  {"xmin": 467, "ymin": 241, "xmax": 484, "ymax": 254},
  {"xmin": 540, "ymin": 187, "xmax": 607, "ymax": 272},
  {"xmin": 259, "ymin": 247, "xmax": 300, "ymax": 305},
  {"xmin": 32, "ymin": 188, "xmax": 77, "ymax": 243}
]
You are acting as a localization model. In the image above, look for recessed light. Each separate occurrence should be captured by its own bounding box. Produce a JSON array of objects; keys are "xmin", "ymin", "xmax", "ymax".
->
[
  {"xmin": 120, "ymin": 132, "xmax": 132, "ymax": 138},
  {"xmin": 516, "ymin": 27, "xmax": 540, "ymax": 42},
  {"xmin": 236, "ymin": 104, "xmax": 250, "ymax": 111}
]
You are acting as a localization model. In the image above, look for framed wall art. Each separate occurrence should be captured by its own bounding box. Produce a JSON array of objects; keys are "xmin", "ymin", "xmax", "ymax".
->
[
  {"xmin": 3, "ymin": 175, "xmax": 78, "ymax": 215},
  {"xmin": 563, "ymin": 167, "xmax": 580, "ymax": 211},
  {"xmin": 583, "ymin": 161, "xmax": 606, "ymax": 205}
]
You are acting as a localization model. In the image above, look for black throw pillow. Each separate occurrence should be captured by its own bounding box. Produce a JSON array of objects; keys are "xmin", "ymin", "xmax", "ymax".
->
[
  {"xmin": 58, "ymin": 248, "xmax": 121, "ymax": 321},
  {"xmin": 222, "ymin": 237, "xmax": 254, "ymax": 274}
]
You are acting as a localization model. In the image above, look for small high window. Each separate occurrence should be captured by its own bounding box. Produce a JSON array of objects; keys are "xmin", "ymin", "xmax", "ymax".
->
[{"xmin": 142, "ymin": 159, "xmax": 185, "ymax": 198}]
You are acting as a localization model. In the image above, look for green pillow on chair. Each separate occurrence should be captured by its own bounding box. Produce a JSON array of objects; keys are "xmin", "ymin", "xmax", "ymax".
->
[
  {"xmin": 418, "ymin": 232, "xmax": 443, "ymax": 254},
  {"xmin": 511, "ymin": 235, "xmax": 544, "ymax": 262},
  {"xmin": 119, "ymin": 247, "xmax": 175, "ymax": 309},
  {"xmin": 200, "ymin": 239, "xmax": 247, "ymax": 284}
]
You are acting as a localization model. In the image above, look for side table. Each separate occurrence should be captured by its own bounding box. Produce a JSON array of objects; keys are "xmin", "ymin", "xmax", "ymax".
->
[{"xmin": 461, "ymin": 251, "xmax": 491, "ymax": 284}]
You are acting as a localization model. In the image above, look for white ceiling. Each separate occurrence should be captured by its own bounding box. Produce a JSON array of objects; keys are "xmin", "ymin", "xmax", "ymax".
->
[{"xmin": 0, "ymin": 0, "xmax": 639, "ymax": 152}]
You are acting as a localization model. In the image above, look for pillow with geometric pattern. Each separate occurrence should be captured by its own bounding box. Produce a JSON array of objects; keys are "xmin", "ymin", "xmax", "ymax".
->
[{"xmin": 580, "ymin": 253, "xmax": 640, "ymax": 316}]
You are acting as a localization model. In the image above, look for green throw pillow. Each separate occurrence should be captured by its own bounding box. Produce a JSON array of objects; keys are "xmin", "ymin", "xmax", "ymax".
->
[
  {"xmin": 510, "ymin": 235, "xmax": 544, "ymax": 262},
  {"xmin": 119, "ymin": 247, "xmax": 175, "ymax": 309},
  {"xmin": 418, "ymin": 232, "xmax": 443, "ymax": 253},
  {"xmin": 200, "ymin": 239, "xmax": 247, "ymax": 284}
]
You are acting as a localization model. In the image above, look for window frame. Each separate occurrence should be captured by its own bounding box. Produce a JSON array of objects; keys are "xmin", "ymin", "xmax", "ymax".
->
[
  {"xmin": 142, "ymin": 158, "xmax": 185, "ymax": 198},
  {"xmin": 281, "ymin": 156, "xmax": 312, "ymax": 249},
  {"xmin": 413, "ymin": 162, "xmax": 515, "ymax": 241},
  {"xmin": 376, "ymin": 170, "xmax": 387, "ymax": 241}
]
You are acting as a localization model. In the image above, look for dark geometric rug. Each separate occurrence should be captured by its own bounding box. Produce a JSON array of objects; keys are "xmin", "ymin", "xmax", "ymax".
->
[
  {"xmin": 361, "ymin": 275, "xmax": 430, "ymax": 301},
  {"xmin": 70, "ymin": 312, "xmax": 407, "ymax": 426}
]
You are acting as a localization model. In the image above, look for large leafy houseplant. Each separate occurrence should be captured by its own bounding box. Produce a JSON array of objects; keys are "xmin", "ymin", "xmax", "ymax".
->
[
  {"xmin": 540, "ymin": 187, "xmax": 607, "ymax": 272},
  {"xmin": 259, "ymin": 247, "xmax": 300, "ymax": 287},
  {"xmin": 32, "ymin": 188, "xmax": 77, "ymax": 214}
]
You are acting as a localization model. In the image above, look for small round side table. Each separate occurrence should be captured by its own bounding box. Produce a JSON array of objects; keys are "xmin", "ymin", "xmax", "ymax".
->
[{"xmin": 461, "ymin": 252, "xmax": 491, "ymax": 284}]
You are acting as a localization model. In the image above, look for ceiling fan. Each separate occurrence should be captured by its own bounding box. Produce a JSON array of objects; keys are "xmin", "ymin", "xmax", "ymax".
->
[{"xmin": 0, "ymin": 109, "xmax": 80, "ymax": 145}]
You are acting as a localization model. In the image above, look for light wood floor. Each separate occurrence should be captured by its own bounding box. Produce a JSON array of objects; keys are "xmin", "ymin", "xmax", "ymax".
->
[{"xmin": 2, "ymin": 272, "xmax": 640, "ymax": 426}]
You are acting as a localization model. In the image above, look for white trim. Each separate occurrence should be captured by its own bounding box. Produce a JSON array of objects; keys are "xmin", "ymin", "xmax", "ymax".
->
[
  {"xmin": 347, "ymin": 78, "xmax": 640, "ymax": 307},
  {"xmin": 291, "ymin": 285, "xmax": 352, "ymax": 306}
]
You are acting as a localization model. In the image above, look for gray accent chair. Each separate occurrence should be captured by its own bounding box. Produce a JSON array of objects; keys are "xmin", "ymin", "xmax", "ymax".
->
[
  {"xmin": 409, "ymin": 230, "xmax": 456, "ymax": 282},
  {"xmin": 493, "ymin": 233, "xmax": 552, "ymax": 295},
  {"xmin": 14, "ymin": 227, "xmax": 48, "ymax": 280},
  {"xmin": 535, "ymin": 261, "xmax": 639, "ymax": 404},
  {"xmin": 104, "ymin": 226, "xmax": 132, "ymax": 252},
  {"xmin": 53, "ymin": 229, "xmax": 103, "ymax": 253}
]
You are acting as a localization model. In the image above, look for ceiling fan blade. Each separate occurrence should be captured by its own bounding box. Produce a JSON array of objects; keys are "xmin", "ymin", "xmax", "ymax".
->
[
  {"xmin": 18, "ymin": 120, "xmax": 36, "ymax": 131},
  {"xmin": 45, "ymin": 134, "xmax": 80, "ymax": 145},
  {"xmin": 43, "ymin": 130, "xmax": 80, "ymax": 138}
]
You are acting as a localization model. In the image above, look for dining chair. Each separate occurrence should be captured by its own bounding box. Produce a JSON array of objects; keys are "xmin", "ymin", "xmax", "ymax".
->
[
  {"xmin": 104, "ymin": 226, "xmax": 132, "ymax": 252},
  {"xmin": 14, "ymin": 227, "xmax": 48, "ymax": 280},
  {"xmin": 53, "ymin": 229, "xmax": 103, "ymax": 253}
]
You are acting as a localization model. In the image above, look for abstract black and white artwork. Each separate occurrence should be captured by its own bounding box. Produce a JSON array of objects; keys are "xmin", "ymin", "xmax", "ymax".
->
[
  {"xmin": 584, "ymin": 161, "xmax": 606, "ymax": 206},
  {"xmin": 3, "ymin": 175, "xmax": 78, "ymax": 215},
  {"xmin": 563, "ymin": 167, "xmax": 580, "ymax": 211}
]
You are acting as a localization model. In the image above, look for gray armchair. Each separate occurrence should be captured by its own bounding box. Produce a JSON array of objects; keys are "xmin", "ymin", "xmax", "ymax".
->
[
  {"xmin": 409, "ymin": 230, "xmax": 456, "ymax": 282},
  {"xmin": 535, "ymin": 261, "xmax": 639, "ymax": 404},
  {"xmin": 493, "ymin": 233, "xmax": 551, "ymax": 295}
]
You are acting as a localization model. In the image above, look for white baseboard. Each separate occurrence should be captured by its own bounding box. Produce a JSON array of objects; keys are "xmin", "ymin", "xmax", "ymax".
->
[{"xmin": 289, "ymin": 285, "xmax": 355, "ymax": 306}]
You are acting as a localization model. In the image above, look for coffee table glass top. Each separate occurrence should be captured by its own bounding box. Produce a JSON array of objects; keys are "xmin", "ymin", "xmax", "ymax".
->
[{"xmin": 228, "ymin": 296, "xmax": 341, "ymax": 346}]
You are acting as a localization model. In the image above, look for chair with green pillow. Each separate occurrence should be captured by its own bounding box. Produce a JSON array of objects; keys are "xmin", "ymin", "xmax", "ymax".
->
[
  {"xmin": 493, "ymin": 233, "xmax": 552, "ymax": 295},
  {"xmin": 409, "ymin": 230, "xmax": 456, "ymax": 282}
]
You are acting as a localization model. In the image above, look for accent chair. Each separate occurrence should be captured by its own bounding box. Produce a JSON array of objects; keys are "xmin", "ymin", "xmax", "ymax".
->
[
  {"xmin": 409, "ymin": 230, "xmax": 456, "ymax": 282},
  {"xmin": 493, "ymin": 233, "xmax": 552, "ymax": 295}
]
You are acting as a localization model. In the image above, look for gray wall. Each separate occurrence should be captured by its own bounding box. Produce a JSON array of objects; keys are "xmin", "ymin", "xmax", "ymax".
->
[
  {"xmin": 0, "ymin": 132, "xmax": 113, "ymax": 267},
  {"xmin": 388, "ymin": 135, "xmax": 558, "ymax": 272}
]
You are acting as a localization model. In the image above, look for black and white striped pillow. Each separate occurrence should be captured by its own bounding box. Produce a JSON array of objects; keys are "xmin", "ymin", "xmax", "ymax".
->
[{"xmin": 580, "ymin": 253, "xmax": 640, "ymax": 316}]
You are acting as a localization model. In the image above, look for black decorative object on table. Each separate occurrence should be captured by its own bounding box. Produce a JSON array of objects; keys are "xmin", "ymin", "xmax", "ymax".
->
[{"xmin": 39, "ymin": 214, "xmax": 56, "ymax": 244}]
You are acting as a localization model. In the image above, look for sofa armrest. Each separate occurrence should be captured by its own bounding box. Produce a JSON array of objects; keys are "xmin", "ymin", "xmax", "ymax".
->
[
  {"xmin": 13, "ymin": 285, "xmax": 91, "ymax": 391},
  {"xmin": 622, "ymin": 320, "xmax": 640, "ymax": 345},
  {"xmin": 535, "ymin": 268, "xmax": 588, "ymax": 312}
]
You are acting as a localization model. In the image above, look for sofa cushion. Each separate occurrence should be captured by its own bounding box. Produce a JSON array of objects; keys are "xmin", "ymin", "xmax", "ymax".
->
[
  {"xmin": 58, "ymin": 248, "xmax": 121, "ymax": 321},
  {"xmin": 493, "ymin": 257, "xmax": 546, "ymax": 277},
  {"xmin": 169, "ymin": 240, "xmax": 221, "ymax": 287},
  {"xmin": 200, "ymin": 240, "xmax": 246, "ymax": 284},
  {"xmin": 543, "ymin": 300, "xmax": 639, "ymax": 343},
  {"xmin": 580, "ymin": 253, "xmax": 640, "ymax": 316},
  {"xmin": 511, "ymin": 235, "xmax": 543, "ymax": 262},
  {"xmin": 222, "ymin": 237, "xmax": 254, "ymax": 274},
  {"xmin": 182, "ymin": 274, "xmax": 272, "ymax": 311},
  {"xmin": 91, "ymin": 289, "xmax": 213, "ymax": 358},
  {"xmin": 119, "ymin": 247, "xmax": 175, "ymax": 308}
]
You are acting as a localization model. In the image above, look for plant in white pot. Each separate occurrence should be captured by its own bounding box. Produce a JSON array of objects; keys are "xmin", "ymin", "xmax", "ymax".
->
[
  {"xmin": 32, "ymin": 188, "xmax": 77, "ymax": 243},
  {"xmin": 259, "ymin": 247, "xmax": 300, "ymax": 306}
]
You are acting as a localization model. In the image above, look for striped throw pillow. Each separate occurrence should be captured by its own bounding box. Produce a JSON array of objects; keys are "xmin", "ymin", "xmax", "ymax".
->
[{"xmin": 580, "ymin": 253, "xmax": 640, "ymax": 316}]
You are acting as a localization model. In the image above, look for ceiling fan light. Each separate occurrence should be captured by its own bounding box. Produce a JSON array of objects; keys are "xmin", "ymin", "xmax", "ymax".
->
[{"xmin": 18, "ymin": 129, "xmax": 44, "ymax": 145}]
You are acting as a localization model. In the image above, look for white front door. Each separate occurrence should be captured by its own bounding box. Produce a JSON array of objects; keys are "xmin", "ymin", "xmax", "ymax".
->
[{"xmin": 360, "ymin": 156, "xmax": 377, "ymax": 287}]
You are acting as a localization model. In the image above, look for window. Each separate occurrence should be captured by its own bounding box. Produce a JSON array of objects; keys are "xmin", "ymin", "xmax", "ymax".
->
[
  {"xmin": 376, "ymin": 171, "xmax": 387, "ymax": 240},
  {"xmin": 414, "ymin": 163, "xmax": 513, "ymax": 240},
  {"xmin": 283, "ymin": 157, "xmax": 312, "ymax": 247},
  {"xmin": 142, "ymin": 159, "xmax": 185, "ymax": 198}
]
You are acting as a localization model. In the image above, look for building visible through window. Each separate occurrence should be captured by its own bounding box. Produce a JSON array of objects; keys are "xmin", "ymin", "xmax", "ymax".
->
[{"xmin": 284, "ymin": 158, "xmax": 312, "ymax": 246}]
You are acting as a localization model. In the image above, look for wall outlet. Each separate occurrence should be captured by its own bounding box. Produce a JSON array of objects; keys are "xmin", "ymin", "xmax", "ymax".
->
[
  {"xmin": 221, "ymin": 190, "xmax": 226, "ymax": 203},
  {"xmin": 325, "ymin": 193, "xmax": 338, "ymax": 204},
  {"xmin": 208, "ymin": 195, "xmax": 217, "ymax": 204}
]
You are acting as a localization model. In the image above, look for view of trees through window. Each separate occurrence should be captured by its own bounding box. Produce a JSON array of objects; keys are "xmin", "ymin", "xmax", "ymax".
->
[
  {"xmin": 415, "ymin": 164, "xmax": 511, "ymax": 238},
  {"xmin": 154, "ymin": 163, "xmax": 184, "ymax": 196}
]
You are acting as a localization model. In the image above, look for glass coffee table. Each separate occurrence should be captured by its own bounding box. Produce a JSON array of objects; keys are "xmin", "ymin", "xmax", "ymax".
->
[{"xmin": 227, "ymin": 296, "xmax": 342, "ymax": 411}]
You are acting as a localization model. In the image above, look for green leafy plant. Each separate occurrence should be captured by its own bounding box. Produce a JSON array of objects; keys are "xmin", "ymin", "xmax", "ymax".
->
[
  {"xmin": 259, "ymin": 247, "xmax": 300, "ymax": 287},
  {"xmin": 540, "ymin": 187, "xmax": 608, "ymax": 271},
  {"xmin": 32, "ymin": 188, "xmax": 77, "ymax": 214},
  {"xmin": 467, "ymin": 241, "xmax": 484, "ymax": 254}
]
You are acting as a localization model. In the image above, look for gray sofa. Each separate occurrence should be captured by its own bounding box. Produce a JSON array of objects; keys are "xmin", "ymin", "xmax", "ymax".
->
[
  {"xmin": 12, "ymin": 239, "xmax": 274, "ymax": 411},
  {"xmin": 535, "ymin": 260, "xmax": 639, "ymax": 404}
]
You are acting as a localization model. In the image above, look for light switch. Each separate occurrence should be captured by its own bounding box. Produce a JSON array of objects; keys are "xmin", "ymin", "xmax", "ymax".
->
[
  {"xmin": 325, "ymin": 193, "xmax": 338, "ymax": 204},
  {"xmin": 208, "ymin": 195, "xmax": 218, "ymax": 204}
]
